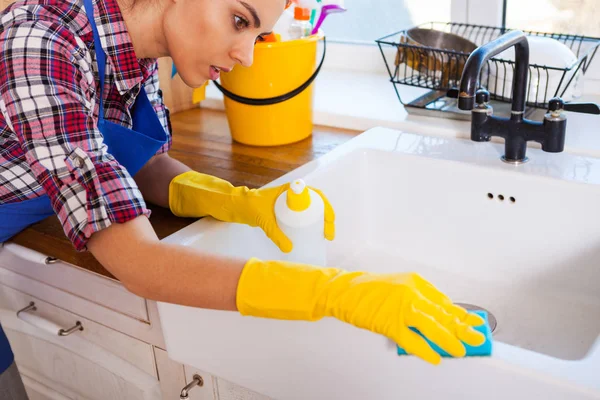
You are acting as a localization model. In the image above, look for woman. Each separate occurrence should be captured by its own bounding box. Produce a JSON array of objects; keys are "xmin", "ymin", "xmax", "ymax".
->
[{"xmin": 0, "ymin": 0, "xmax": 485, "ymax": 397}]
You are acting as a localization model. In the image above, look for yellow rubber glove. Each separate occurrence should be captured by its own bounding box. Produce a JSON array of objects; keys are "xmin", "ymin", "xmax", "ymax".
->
[
  {"xmin": 169, "ymin": 171, "xmax": 335, "ymax": 252},
  {"xmin": 237, "ymin": 258, "xmax": 486, "ymax": 365}
]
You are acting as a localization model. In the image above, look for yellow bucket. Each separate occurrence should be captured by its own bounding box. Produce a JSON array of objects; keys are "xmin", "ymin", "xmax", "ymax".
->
[{"xmin": 216, "ymin": 34, "xmax": 325, "ymax": 146}]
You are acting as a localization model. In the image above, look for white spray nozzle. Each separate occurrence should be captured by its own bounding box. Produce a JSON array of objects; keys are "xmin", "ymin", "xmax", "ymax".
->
[{"xmin": 290, "ymin": 179, "xmax": 307, "ymax": 194}]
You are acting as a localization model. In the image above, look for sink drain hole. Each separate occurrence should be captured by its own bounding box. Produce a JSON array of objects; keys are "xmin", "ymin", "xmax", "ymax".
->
[{"xmin": 455, "ymin": 303, "xmax": 497, "ymax": 333}]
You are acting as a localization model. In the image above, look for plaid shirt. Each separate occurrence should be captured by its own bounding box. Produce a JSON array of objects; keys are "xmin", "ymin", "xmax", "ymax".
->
[{"xmin": 0, "ymin": 0, "xmax": 172, "ymax": 250}]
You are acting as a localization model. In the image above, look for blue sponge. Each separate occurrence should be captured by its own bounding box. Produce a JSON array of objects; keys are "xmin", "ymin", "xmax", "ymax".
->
[{"xmin": 397, "ymin": 310, "xmax": 493, "ymax": 357}]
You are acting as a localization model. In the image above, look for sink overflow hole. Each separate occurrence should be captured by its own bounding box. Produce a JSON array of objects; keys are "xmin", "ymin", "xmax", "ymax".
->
[{"xmin": 487, "ymin": 193, "xmax": 516, "ymax": 203}]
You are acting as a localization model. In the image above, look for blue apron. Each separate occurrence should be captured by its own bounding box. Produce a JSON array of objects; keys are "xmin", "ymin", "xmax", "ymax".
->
[{"xmin": 0, "ymin": 0, "xmax": 168, "ymax": 373}]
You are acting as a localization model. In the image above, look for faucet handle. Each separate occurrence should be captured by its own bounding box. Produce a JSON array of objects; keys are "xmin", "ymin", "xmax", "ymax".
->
[
  {"xmin": 549, "ymin": 97, "xmax": 600, "ymax": 115},
  {"xmin": 476, "ymin": 89, "xmax": 490, "ymax": 105},
  {"xmin": 564, "ymin": 103, "xmax": 600, "ymax": 115},
  {"xmin": 548, "ymin": 98, "xmax": 565, "ymax": 112}
]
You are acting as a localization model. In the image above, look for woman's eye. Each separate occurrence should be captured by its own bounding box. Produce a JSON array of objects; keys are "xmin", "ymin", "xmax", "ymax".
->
[{"xmin": 234, "ymin": 15, "xmax": 249, "ymax": 31}]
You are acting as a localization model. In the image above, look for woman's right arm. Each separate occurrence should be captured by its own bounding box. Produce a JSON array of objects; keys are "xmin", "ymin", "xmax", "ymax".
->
[
  {"xmin": 90, "ymin": 216, "xmax": 487, "ymax": 365},
  {"xmin": 87, "ymin": 215, "xmax": 245, "ymax": 311}
]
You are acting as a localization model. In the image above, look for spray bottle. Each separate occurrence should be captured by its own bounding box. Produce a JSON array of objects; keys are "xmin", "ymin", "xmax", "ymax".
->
[
  {"xmin": 288, "ymin": 7, "xmax": 313, "ymax": 40},
  {"xmin": 274, "ymin": 179, "xmax": 327, "ymax": 265}
]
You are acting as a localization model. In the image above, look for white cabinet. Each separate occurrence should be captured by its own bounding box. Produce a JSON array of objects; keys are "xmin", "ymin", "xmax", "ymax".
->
[
  {"xmin": 154, "ymin": 347, "xmax": 219, "ymax": 400},
  {"xmin": 0, "ymin": 243, "xmax": 275, "ymax": 400},
  {"xmin": 179, "ymin": 361, "xmax": 271, "ymax": 400},
  {"xmin": 154, "ymin": 347, "xmax": 188, "ymax": 399},
  {"xmin": 0, "ymin": 243, "xmax": 165, "ymax": 348},
  {"xmin": 0, "ymin": 244, "xmax": 163, "ymax": 400},
  {"xmin": 213, "ymin": 378, "xmax": 272, "ymax": 400},
  {"xmin": 0, "ymin": 282, "xmax": 158, "ymax": 377},
  {"xmin": 1, "ymin": 308, "xmax": 161, "ymax": 400},
  {"xmin": 182, "ymin": 365, "xmax": 216, "ymax": 400}
]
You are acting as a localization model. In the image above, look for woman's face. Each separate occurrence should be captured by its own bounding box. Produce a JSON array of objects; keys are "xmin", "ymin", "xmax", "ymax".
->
[{"xmin": 164, "ymin": 0, "xmax": 285, "ymax": 88}]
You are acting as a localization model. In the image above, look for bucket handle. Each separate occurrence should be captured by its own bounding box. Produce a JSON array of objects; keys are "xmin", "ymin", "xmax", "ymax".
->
[{"xmin": 212, "ymin": 37, "xmax": 327, "ymax": 106}]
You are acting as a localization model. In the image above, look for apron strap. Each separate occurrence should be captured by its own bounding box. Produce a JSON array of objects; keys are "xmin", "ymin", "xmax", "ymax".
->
[{"xmin": 83, "ymin": 0, "xmax": 106, "ymax": 121}]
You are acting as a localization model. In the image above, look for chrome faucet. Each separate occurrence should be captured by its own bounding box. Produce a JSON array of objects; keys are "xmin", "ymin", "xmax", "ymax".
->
[{"xmin": 456, "ymin": 30, "xmax": 600, "ymax": 164}]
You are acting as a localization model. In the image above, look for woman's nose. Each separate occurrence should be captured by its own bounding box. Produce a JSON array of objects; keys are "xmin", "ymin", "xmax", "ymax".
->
[{"xmin": 231, "ymin": 39, "xmax": 255, "ymax": 68}]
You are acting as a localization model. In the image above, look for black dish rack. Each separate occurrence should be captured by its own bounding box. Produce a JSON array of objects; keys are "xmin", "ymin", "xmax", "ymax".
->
[{"xmin": 376, "ymin": 22, "xmax": 600, "ymax": 120}]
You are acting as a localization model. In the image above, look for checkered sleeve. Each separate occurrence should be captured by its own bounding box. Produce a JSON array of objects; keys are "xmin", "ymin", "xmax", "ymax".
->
[
  {"xmin": 144, "ymin": 61, "xmax": 172, "ymax": 155},
  {"xmin": 0, "ymin": 21, "xmax": 150, "ymax": 251}
]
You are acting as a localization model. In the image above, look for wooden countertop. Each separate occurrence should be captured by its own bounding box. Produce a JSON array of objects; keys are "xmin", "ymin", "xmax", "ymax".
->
[{"xmin": 10, "ymin": 108, "xmax": 359, "ymax": 280}]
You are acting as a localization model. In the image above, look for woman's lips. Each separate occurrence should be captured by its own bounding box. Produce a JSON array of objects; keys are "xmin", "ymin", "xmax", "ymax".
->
[{"xmin": 209, "ymin": 65, "xmax": 233, "ymax": 80}]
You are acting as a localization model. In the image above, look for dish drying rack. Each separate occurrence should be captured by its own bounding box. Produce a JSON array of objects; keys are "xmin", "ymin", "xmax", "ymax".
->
[{"xmin": 376, "ymin": 22, "xmax": 600, "ymax": 120}]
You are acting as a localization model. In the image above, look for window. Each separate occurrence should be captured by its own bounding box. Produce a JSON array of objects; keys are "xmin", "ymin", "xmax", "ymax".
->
[
  {"xmin": 318, "ymin": 0, "xmax": 504, "ymax": 75},
  {"xmin": 322, "ymin": 0, "xmax": 452, "ymax": 43},
  {"xmin": 505, "ymin": 0, "xmax": 600, "ymax": 37}
]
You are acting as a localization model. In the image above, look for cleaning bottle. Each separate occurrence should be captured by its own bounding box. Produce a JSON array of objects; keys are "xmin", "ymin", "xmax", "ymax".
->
[
  {"xmin": 274, "ymin": 179, "xmax": 327, "ymax": 265},
  {"xmin": 295, "ymin": 0, "xmax": 320, "ymax": 26},
  {"xmin": 288, "ymin": 7, "xmax": 313, "ymax": 40},
  {"xmin": 272, "ymin": 5, "xmax": 294, "ymax": 41}
]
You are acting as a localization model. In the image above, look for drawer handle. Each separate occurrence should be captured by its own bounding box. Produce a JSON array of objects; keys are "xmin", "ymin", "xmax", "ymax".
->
[
  {"xmin": 3, "ymin": 243, "xmax": 58, "ymax": 265},
  {"xmin": 180, "ymin": 374, "xmax": 203, "ymax": 399},
  {"xmin": 17, "ymin": 302, "xmax": 83, "ymax": 337}
]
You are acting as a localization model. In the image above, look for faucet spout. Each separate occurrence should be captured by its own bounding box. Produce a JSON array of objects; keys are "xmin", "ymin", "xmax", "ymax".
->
[
  {"xmin": 458, "ymin": 30, "xmax": 529, "ymax": 115},
  {"xmin": 455, "ymin": 30, "xmax": 598, "ymax": 164}
]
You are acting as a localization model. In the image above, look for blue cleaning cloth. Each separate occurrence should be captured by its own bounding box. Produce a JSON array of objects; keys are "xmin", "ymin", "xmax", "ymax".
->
[{"xmin": 397, "ymin": 310, "xmax": 493, "ymax": 357}]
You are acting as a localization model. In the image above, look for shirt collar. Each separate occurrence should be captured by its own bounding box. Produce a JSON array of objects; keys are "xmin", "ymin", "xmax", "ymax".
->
[{"xmin": 90, "ymin": 0, "xmax": 154, "ymax": 95}]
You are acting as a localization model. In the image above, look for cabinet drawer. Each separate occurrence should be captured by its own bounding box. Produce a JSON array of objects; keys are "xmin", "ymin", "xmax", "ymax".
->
[
  {"xmin": 3, "ymin": 325, "xmax": 161, "ymax": 400},
  {"xmin": 0, "ymin": 282, "xmax": 157, "ymax": 379},
  {"xmin": 0, "ymin": 246, "xmax": 165, "ymax": 348},
  {"xmin": 0, "ymin": 243, "xmax": 148, "ymax": 322}
]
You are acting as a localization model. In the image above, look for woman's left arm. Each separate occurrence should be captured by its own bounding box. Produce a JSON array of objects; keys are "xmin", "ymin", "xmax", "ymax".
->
[{"xmin": 134, "ymin": 153, "xmax": 190, "ymax": 208}]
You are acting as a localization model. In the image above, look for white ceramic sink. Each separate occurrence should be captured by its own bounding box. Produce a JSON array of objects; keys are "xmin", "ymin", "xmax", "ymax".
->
[{"xmin": 158, "ymin": 127, "xmax": 600, "ymax": 400}]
